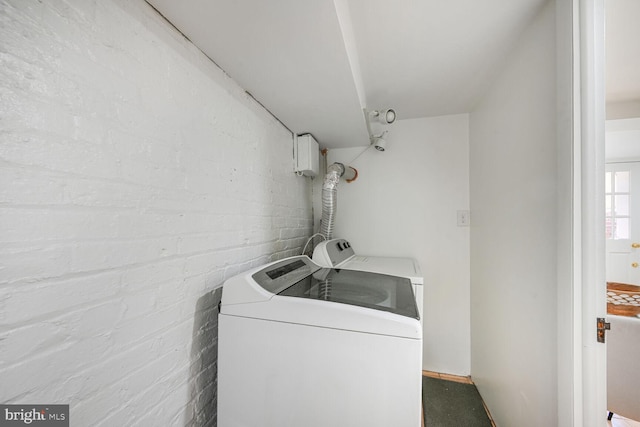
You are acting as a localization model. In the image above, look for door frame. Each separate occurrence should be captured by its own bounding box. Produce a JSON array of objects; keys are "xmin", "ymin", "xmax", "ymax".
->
[{"xmin": 563, "ymin": 0, "xmax": 607, "ymax": 425}]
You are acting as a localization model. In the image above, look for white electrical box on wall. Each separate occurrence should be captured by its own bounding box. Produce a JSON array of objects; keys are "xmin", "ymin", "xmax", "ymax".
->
[{"xmin": 295, "ymin": 133, "xmax": 319, "ymax": 177}]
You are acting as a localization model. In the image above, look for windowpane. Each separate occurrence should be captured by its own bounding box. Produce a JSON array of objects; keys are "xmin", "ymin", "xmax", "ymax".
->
[
  {"xmin": 615, "ymin": 171, "xmax": 630, "ymax": 192},
  {"xmin": 615, "ymin": 218, "xmax": 630, "ymax": 239},
  {"xmin": 615, "ymin": 195, "xmax": 629, "ymax": 216},
  {"xmin": 605, "ymin": 169, "xmax": 631, "ymax": 240}
]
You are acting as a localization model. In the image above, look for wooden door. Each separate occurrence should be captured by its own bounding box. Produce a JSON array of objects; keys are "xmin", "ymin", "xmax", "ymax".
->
[{"xmin": 605, "ymin": 162, "xmax": 640, "ymax": 284}]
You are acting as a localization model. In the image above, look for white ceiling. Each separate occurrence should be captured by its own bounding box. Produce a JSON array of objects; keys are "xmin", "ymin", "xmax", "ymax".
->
[
  {"xmin": 146, "ymin": 0, "xmax": 639, "ymax": 148},
  {"xmin": 147, "ymin": 0, "xmax": 369, "ymax": 148},
  {"xmin": 344, "ymin": 0, "xmax": 545, "ymax": 119}
]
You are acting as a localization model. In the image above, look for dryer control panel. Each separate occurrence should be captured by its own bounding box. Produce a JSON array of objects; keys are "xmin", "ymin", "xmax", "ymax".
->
[{"xmin": 312, "ymin": 238, "xmax": 355, "ymax": 267}]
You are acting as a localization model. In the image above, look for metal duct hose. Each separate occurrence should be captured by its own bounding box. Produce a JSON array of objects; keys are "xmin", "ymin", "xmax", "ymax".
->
[
  {"xmin": 319, "ymin": 278, "xmax": 332, "ymax": 300},
  {"xmin": 320, "ymin": 162, "xmax": 345, "ymax": 240}
]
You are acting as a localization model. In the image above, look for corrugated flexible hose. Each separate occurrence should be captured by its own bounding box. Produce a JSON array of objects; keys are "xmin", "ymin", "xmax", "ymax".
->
[{"xmin": 319, "ymin": 162, "xmax": 345, "ymax": 240}]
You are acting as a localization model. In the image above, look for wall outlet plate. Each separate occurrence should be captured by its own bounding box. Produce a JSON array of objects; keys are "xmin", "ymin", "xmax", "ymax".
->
[{"xmin": 457, "ymin": 210, "xmax": 470, "ymax": 226}]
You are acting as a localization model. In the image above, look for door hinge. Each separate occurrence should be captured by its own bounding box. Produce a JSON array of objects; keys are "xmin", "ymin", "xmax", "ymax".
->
[{"xmin": 597, "ymin": 317, "xmax": 611, "ymax": 343}]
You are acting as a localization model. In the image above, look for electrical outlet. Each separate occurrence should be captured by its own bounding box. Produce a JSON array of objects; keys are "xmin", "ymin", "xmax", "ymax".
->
[{"xmin": 457, "ymin": 210, "xmax": 470, "ymax": 227}]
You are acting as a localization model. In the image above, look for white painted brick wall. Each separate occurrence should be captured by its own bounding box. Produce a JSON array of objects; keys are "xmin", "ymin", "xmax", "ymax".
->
[{"xmin": 0, "ymin": 0, "xmax": 313, "ymax": 425}]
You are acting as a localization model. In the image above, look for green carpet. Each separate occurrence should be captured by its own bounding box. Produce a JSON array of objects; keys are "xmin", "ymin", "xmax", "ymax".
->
[{"xmin": 422, "ymin": 376, "xmax": 493, "ymax": 427}]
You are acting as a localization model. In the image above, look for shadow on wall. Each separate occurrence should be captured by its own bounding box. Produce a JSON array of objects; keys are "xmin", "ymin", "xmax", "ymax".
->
[{"xmin": 188, "ymin": 287, "xmax": 223, "ymax": 427}]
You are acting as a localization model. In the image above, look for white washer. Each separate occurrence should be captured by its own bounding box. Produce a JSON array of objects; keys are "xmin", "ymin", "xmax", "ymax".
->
[
  {"xmin": 312, "ymin": 239, "xmax": 424, "ymax": 323},
  {"xmin": 218, "ymin": 255, "xmax": 422, "ymax": 427}
]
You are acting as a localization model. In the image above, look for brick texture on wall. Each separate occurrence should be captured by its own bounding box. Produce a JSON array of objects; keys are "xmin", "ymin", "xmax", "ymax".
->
[{"xmin": 0, "ymin": 0, "xmax": 313, "ymax": 425}]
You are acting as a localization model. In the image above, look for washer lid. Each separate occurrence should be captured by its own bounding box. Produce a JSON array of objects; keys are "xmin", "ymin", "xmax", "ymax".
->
[
  {"xmin": 279, "ymin": 268, "xmax": 419, "ymax": 320},
  {"xmin": 223, "ymin": 256, "xmax": 419, "ymax": 322},
  {"xmin": 222, "ymin": 257, "xmax": 421, "ymax": 338}
]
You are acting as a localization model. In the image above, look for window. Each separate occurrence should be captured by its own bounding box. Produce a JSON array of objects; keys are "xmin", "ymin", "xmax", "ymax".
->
[{"xmin": 605, "ymin": 170, "xmax": 630, "ymax": 239}]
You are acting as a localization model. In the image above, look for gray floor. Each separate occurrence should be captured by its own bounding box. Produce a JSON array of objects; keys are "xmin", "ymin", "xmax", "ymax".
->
[{"xmin": 422, "ymin": 376, "xmax": 492, "ymax": 427}]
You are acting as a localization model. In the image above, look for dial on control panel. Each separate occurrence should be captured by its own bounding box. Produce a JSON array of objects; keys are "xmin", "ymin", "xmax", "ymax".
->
[{"xmin": 335, "ymin": 241, "xmax": 351, "ymax": 251}]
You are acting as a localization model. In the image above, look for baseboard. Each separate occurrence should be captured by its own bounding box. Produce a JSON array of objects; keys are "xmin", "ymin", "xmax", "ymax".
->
[{"xmin": 422, "ymin": 370, "xmax": 473, "ymax": 384}]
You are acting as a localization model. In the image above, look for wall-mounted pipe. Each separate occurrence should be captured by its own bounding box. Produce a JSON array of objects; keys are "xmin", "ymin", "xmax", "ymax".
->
[{"xmin": 344, "ymin": 166, "xmax": 358, "ymax": 183}]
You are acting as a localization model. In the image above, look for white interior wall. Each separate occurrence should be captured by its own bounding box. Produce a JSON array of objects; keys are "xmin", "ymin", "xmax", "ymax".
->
[
  {"xmin": 323, "ymin": 114, "xmax": 471, "ymax": 375},
  {"xmin": 605, "ymin": 118, "xmax": 640, "ymax": 161},
  {"xmin": 469, "ymin": 2, "xmax": 558, "ymax": 426},
  {"xmin": 0, "ymin": 1, "xmax": 312, "ymax": 425}
]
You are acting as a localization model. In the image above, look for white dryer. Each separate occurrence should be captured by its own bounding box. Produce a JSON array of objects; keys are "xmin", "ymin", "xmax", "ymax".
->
[
  {"xmin": 217, "ymin": 255, "xmax": 422, "ymax": 427},
  {"xmin": 312, "ymin": 238, "xmax": 424, "ymax": 323}
]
